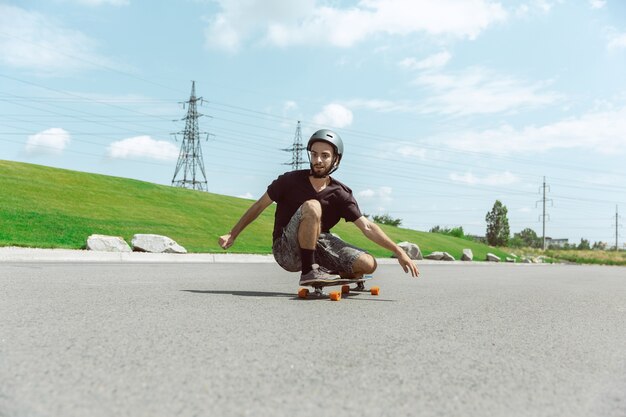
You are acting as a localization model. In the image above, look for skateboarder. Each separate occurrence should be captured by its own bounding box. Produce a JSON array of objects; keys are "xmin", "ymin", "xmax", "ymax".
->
[{"xmin": 218, "ymin": 129, "xmax": 419, "ymax": 284}]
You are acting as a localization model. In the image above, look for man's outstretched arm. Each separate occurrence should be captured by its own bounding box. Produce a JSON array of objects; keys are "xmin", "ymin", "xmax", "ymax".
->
[
  {"xmin": 353, "ymin": 216, "xmax": 419, "ymax": 277},
  {"xmin": 218, "ymin": 192, "xmax": 274, "ymax": 250}
]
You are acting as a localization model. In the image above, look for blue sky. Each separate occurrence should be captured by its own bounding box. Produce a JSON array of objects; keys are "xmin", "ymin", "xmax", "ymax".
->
[{"xmin": 1, "ymin": 0, "xmax": 625, "ymax": 247}]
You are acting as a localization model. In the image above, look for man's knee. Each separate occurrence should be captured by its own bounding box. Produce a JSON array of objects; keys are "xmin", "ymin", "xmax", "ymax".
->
[
  {"xmin": 301, "ymin": 199, "xmax": 322, "ymax": 220},
  {"xmin": 353, "ymin": 253, "xmax": 377, "ymax": 275}
]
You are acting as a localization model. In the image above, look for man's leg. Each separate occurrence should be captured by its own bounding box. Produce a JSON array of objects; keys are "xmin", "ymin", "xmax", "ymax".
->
[
  {"xmin": 315, "ymin": 233, "xmax": 375, "ymax": 278},
  {"xmin": 286, "ymin": 200, "xmax": 340, "ymax": 284},
  {"xmin": 346, "ymin": 253, "xmax": 377, "ymax": 278},
  {"xmin": 298, "ymin": 200, "xmax": 322, "ymax": 275}
]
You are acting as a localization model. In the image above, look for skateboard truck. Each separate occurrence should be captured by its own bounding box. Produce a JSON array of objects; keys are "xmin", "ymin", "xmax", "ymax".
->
[{"xmin": 297, "ymin": 275, "xmax": 379, "ymax": 301}]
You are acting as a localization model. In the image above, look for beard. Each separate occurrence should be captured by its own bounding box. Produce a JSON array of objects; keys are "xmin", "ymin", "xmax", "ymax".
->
[{"xmin": 310, "ymin": 164, "xmax": 332, "ymax": 178}]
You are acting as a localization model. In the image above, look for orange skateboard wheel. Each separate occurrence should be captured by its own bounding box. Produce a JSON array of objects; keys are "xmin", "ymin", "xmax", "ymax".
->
[
  {"xmin": 341, "ymin": 285, "xmax": 350, "ymax": 294},
  {"xmin": 298, "ymin": 288, "xmax": 309, "ymax": 299},
  {"xmin": 329, "ymin": 291, "xmax": 342, "ymax": 301},
  {"xmin": 370, "ymin": 286, "xmax": 380, "ymax": 296}
]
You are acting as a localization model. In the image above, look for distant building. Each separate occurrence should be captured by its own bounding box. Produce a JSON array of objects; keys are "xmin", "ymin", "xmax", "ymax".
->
[{"xmin": 546, "ymin": 237, "xmax": 568, "ymax": 248}]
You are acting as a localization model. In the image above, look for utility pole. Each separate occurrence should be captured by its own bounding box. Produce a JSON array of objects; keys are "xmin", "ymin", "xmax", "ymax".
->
[
  {"xmin": 536, "ymin": 176, "xmax": 552, "ymax": 250},
  {"xmin": 171, "ymin": 81, "xmax": 209, "ymax": 191},
  {"xmin": 282, "ymin": 121, "xmax": 306, "ymax": 171},
  {"xmin": 616, "ymin": 205, "xmax": 620, "ymax": 251}
]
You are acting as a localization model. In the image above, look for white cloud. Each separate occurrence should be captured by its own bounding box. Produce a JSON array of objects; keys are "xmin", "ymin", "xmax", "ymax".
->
[
  {"xmin": 313, "ymin": 103, "xmax": 353, "ymax": 128},
  {"xmin": 515, "ymin": 1, "xmax": 564, "ymax": 16},
  {"xmin": 358, "ymin": 186, "xmax": 393, "ymax": 202},
  {"xmin": 399, "ymin": 51, "xmax": 452, "ymax": 71},
  {"xmin": 26, "ymin": 128, "xmax": 71, "ymax": 156},
  {"xmin": 345, "ymin": 98, "xmax": 418, "ymax": 114},
  {"xmin": 440, "ymin": 106, "xmax": 626, "ymax": 154},
  {"xmin": 283, "ymin": 101, "xmax": 298, "ymax": 112},
  {"xmin": 533, "ymin": 0, "xmax": 555, "ymax": 13},
  {"xmin": 0, "ymin": 4, "xmax": 112, "ymax": 73},
  {"xmin": 205, "ymin": 0, "xmax": 317, "ymax": 51},
  {"xmin": 607, "ymin": 32, "xmax": 626, "ymax": 50},
  {"xmin": 397, "ymin": 145, "xmax": 427, "ymax": 159},
  {"xmin": 107, "ymin": 136, "xmax": 179, "ymax": 161},
  {"xmin": 449, "ymin": 171, "xmax": 519, "ymax": 186},
  {"xmin": 514, "ymin": 4, "xmax": 530, "ymax": 16},
  {"xmin": 414, "ymin": 67, "xmax": 561, "ymax": 115},
  {"xmin": 346, "ymin": 67, "xmax": 560, "ymax": 117},
  {"xmin": 589, "ymin": 0, "xmax": 606, "ymax": 9},
  {"xmin": 205, "ymin": 0, "xmax": 507, "ymax": 51},
  {"xmin": 69, "ymin": 0, "xmax": 129, "ymax": 5}
]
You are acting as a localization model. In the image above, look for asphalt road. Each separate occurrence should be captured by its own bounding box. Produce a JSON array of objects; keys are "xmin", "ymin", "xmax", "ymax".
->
[{"xmin": 1, "ymin": 262, "xmax": 625, "ymax": 417}]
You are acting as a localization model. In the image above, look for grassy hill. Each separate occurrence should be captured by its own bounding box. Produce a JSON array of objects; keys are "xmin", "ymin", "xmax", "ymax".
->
[{"xmin": 0, "ymin": 160, "xmax": 511, "ymax": 260}]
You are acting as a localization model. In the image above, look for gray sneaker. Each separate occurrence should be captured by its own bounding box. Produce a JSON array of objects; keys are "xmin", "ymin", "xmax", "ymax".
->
[{"xmin": 299, "ymin": 264, "xmax": 340, "ymax": 285}]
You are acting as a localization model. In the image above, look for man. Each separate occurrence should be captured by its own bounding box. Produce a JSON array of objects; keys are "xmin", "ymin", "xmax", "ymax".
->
[{"xmin": 218, "ymin": 129, "xmax": 419, "ymax": 284}]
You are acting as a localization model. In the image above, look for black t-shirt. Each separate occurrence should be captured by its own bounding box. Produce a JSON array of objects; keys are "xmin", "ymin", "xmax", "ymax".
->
[{"xmin": 267, "ymin": 170, "xmax": 363, "ymax": 242}]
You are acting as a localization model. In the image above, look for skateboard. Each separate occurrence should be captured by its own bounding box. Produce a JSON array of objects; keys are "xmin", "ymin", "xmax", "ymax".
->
[{"xmin": 297, "ymin": 274, "xmax": 379, "ymax": 301}]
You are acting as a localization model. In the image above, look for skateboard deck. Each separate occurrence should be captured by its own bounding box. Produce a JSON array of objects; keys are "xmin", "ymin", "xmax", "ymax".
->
[{"xmin": 298, "ymin": 274, "xmax": 379, "ymax": 301}]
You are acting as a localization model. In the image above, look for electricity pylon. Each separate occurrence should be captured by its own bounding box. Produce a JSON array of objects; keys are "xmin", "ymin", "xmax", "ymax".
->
[
  {"xmin": 282, "ymin": 121, "xmax": 306, "ymax": 171},
  {"xmin": 536, "ymin": 176, "xmax": 553, "ymax": 250},
  {"xmin": 171, "ymin": 81, "xmax": 209, "ymax": 191}
]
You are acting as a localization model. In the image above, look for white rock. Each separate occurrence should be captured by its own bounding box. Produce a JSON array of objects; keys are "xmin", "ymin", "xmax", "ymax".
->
[
  {"xmin": 86, "ymin": 234, "xmax": 131, "ymax": 252},
  {"xmin": 131, "ymin": 234, "xmax": 187, "ymax": 254},
  {"xmin": 442, "ymin": 252, "xmax": 455, "ymax": 261},
  {"xmin": 393, "ymin": 241, "xmax": 423, "ymax": 260},
  {"xmin": 461, "ymin": 249, "xmax": 473, "ymax": 261},
  {"xmin": 486, "ymin": 253, "xmax": 501, "ymax": 262},
  {"xmin": 425, "ymin": 251, "xmax": 444, "ymax": 260}
]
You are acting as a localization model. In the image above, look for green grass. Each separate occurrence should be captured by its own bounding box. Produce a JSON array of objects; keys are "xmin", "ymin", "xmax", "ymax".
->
[
  {"xmin": 0, "ymin": 159, "xmax": 511, "ymax": 259},
  {"xmin": 515, "ymin": 247, "xmax": 626, "ymax": 267}
]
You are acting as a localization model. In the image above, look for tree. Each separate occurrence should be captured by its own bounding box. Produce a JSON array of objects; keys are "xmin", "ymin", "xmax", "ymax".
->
[
  {"xmin": 370, "ymin": 213, "xmax": 402, "ymax": 227},
  {"xmin": 429, "ymin": 225, "xmax": 443, "ymax": 233},
  {"xmin": 485, "ymin": 200, "xmax": 510, "ymax": 246},
  {"xmin": 592, "ymin": 241, "xmax": 607, "ymax": 250},
  {"xmin": 577, "ymin": 238, "xmax": 591, "ymax": 250},
  {"xmin": 514, "ymin": 228, "xmax": 541, "ymax": 248},
  {"xmin": 430, "ymin": 225, "xmax": 466, "ymax": 239}
]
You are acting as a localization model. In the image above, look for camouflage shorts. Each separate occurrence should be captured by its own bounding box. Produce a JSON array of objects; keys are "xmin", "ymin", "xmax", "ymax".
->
[{"xmin": 272, "ymin": 207, "xmax": 367, "ymax": 274}]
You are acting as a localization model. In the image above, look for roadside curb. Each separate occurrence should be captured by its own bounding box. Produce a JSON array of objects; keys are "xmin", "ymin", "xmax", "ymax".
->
[{"xmin": 0, "ymin": 246, "xmax": 551, "ymax": 266}]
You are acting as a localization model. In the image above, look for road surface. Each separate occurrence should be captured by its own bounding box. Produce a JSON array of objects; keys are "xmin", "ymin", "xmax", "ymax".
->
[{"xmin": 1, "ymin": 261, "xmax": 625, "ymax": 417}]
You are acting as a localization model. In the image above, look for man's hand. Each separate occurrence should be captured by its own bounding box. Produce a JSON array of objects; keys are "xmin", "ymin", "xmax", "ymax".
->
[
  {"xmin": 218, "ymin": 233, "xmax": 235, "ymax": 250},
  {"xmin": 397, "ymin": 250, "xmax": 419, "ymax": 277},
  {"xmin": 354, "ymin": 216, "xmax": 420, "ymax": 278}
]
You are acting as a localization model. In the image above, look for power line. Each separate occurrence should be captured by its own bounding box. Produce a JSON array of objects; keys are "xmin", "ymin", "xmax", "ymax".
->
[{"xmin": 2, "ymin": 70, "xmax": 626, "ymax": 244}]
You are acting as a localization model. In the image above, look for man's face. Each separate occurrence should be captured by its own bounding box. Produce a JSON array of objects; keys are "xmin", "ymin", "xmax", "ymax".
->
[{"xmin": 309, "ymin": 141, "xmax": 335, "ymax": 178}]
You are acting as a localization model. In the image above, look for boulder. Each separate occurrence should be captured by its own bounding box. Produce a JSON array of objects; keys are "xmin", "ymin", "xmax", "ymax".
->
[
  {"xmin": 131, "ymin": 234, "xmax": 187, "ymax": 254},
  {"xmin": 505, "ymin": 257, "xmax": 515, "ymax": 263},
  {"xmin": 486, "ymin": 253, "xmax": 501, "ymax": 262},
  {"xmin": 441, "ymin": 252, "xmax": 455, "ymax": 261},
  {"xmin": 425, "ymin": 251, "xmax": 444, "ymax": 260},
  {"xmin": 393, "ymin": 241, "xmax": 423, "ymax": 260},
  {"xmin": 86, "ymin": 234, "xmax": 131, "ymax": 252},
  {"xmin": 461, "ymin": 249, "xmax": 473, "ymax": 261}
]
